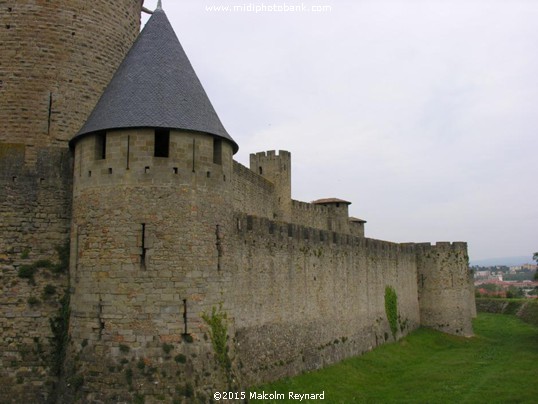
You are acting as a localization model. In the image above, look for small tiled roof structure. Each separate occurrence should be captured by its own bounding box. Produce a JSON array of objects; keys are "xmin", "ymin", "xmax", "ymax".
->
[
  {"xmin": 349, "ymin": 216, "xmax": 367, "ymax": 224},
  {"xmin": 71, "ymin": 5, "xmax": 238, "ymax": 153},
  {"xmin": 312, "ymin": 198, "xmax": 352, "ymax": 205}
]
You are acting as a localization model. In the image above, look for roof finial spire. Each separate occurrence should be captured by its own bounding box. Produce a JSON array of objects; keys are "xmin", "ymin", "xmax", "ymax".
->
[{"xmin": 156, "ymin": 0, "xmax": 163, "ymax": 10}]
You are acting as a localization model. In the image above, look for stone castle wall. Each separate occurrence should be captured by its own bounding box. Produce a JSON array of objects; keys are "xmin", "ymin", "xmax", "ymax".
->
[
  {"xmin": 227, "ymin": 215, "xmax": 421, "ymax": 386},
  {"xmin": 290, "ymin": 199, "xmax": 331, "ymax": 230},
  {"xmin": 60, "ymin": 127, "xmax": 431, "ymax": 402},
  {"xmin": 60, "ymin": 202, "xmax": 425, "ymax": 402},
  {"xmin": 0, "ymin": 145, "xmax": 72, "ymax": 403},
  {"xmin": 232, "ymin": 161, "xmax": 275, "ymax": 219}
]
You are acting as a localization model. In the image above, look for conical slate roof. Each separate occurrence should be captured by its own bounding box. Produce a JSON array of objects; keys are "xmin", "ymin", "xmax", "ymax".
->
[{"xmin": 71, "ymin": 7, "xmax": 238, "ymax": 153}]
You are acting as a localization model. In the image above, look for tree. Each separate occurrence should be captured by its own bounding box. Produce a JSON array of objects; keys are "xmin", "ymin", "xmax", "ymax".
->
[
  {"xmin": 534, "ymin": 252, "xmax": 538, "ymax": 281},
  {"xmin": 506, "ymin": 285, "xmax": 524, "ymax": 299}
]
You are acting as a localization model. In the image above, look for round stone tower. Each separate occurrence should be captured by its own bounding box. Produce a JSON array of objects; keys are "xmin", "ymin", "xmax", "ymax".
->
[
  {"xmin": 67, "ymin": 6, "xmax": 238, "ymax": 401},
  {"xmin": 0, "ymin": 0, "xmax": 143, "ymax": 160}
]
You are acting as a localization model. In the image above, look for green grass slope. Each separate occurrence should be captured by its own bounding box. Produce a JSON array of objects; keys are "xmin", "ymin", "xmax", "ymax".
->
[
  {"xmin": 476, "ymin": 298, "xmax": 538, "ymax": 327},
  {"xmin": 252, "ymin": 314, "xmax": 538, "ymax": 403}
]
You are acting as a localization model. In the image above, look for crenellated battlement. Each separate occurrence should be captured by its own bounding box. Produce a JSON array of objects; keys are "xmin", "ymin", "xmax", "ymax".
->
[
  {"xmin": 73, "ymin": 129, "xmax": 234, "ymax": 193},
  {"xmin": 234, "ymin": 213, "xmax": 413, "ymax": 254},
  {"xmin": 292, "ymin": 199, "xmax": 330, "ymax": 213},
  {"xmin": 250, "ymin": 150, "xmax": 292, "ymax": 221}
]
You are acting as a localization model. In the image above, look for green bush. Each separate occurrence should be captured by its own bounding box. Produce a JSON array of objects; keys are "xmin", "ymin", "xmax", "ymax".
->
[
  {"xmin": 162, "ymin": 343, "xmax": 174, "ymax": 354},
  {"xmin": 16, "ymin": 248, "xmax": 66, "ymax": 284},
  {"xmin": 53, "ymin": 243, "xmax": 70, "ymax": 273},
  {"xmin": 34, "ymin": 259, "xmax": 53, "ymax": 269},
  {"xmin": 50, "ymin": 291, "xmax": 70, "ymax": 376},
  {"xmin": 70, "ymin": 375, "xmax": 84, "ymax": 390},
  {"xmin": 125, "ymin": 368, "xmax": 133, "ymax": 386},
  {"xmin": 384, "ymin": 286, "xmax": 398, "ymax": 339},
  {"xmin": 134, "ymin": 393, "xmax": 145, "ymax": 404},
  {"xmin": 43, "ymin": 284, "xmax": 56, "ymax": 296},
  {"xmin": 202, "ymin": 306, "xmax": 232, "ymax": 382},
  {"xmin": 18, "ymin": 265, "xmax": 37, "ymax": 282},
  {"xmin": 27, "ymin": 296, "xmax": 40, "ymax": 306}
]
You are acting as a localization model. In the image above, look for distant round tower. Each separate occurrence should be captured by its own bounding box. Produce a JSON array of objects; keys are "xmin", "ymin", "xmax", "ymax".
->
[{"xmin": 67, "ymin": 6, "xmax": 238, "ymax": 401}]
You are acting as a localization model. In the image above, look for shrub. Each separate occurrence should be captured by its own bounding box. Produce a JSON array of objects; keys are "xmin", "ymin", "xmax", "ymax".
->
[
  {"xmin": 27, "ymin": 296, "xmax": 40, "ymax": 306},
  {"xmin": 34, "ymin": 259, "xmax": 53, "ymax": 269},
  {"xmin": 125, "ymin": 368, "xmax": 133, "ymax": 386},
  {"xmin": 70, "ymin": 375, "xmax": 84, "ymax": 390},
  {"xmin": 53, "ymin": 243, "xmax": 70, "ymax": 273},
  {"xmin": 202, "ymin": 305, "xmax": 232, "ymax": 383},
  {"xmin": 43, "ymin": 284, "xmax": 56, "ymax": 296},
  {"xmin": 18, "ymin": 265, "xmax": 37, "ymax": 283},
  {"xmin": 162, "ymin": 343, "xmax": 174, "ymax": 354},
  {"xmin": 385, "ymin": 286, "xmax": 399, "ymax": 339}
]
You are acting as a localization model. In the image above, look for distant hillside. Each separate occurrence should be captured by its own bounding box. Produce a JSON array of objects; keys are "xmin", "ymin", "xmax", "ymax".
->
[{"xmin": 471, "ymin": 255, "xmax": 534, "ymax": 267}]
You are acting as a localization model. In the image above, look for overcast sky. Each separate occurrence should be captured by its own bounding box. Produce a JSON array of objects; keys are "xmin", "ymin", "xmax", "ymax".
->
[{"xmin": 141, "ymin": 0, "xmax": 537, "ymax": 262}]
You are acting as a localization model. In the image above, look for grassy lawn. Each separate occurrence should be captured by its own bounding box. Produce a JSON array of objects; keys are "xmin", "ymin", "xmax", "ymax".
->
[{"xmin": 252, "ymin": 314, "xmax": 538, "ymax": 403}]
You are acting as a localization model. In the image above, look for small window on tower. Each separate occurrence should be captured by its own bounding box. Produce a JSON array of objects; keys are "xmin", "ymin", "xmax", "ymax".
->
[
  {"xmin": 213, "ymin": 138, "xmax": 222, "ymax": 165},
  {"xmin": 95, "ymin": 132, "xmax": 106, "ymax": 160},
  {"xmin": 154, "ymin": 129, "xmax": 170, "ymax": 157}
]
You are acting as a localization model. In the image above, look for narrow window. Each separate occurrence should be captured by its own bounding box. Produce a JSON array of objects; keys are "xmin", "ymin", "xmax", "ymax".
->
[
  {"xmin": 213, "ymin": 138, "xmax": 222, "ymax": 165},
  {"xmin": 98, "ymin": 297, "xmax": 105, "ymax": 340},
  {"xmin": 259, "ymin": 166, "xmax": 263, "ymax": 175},
  {"xmin": 126, "ymin": 135, "xmax": 131, "ymax": 170},
  {"xmin": 140, "ymin": 223, "xmax": 147, "ymax": 269},
  {"xmin": 47, "ymin": 92, "xmax": 53, "ymax": 135},
  {"xmin": 192, "ymin": 139, "xmax": 196, "ymax": 172},
  {"xmin": 95, "ymin": 132, "xmax": 106, "ymax": 160},
  {"xmin": 154, "ymin": 129, "xmax": 170, "ymax": 157},
  {"xmin": 216, "ymin": 225, "xmax": 223, "ymax": 271},
  {"xmin": 182, "ymin": 299, "xmax": 188, "ymax": 335}
]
